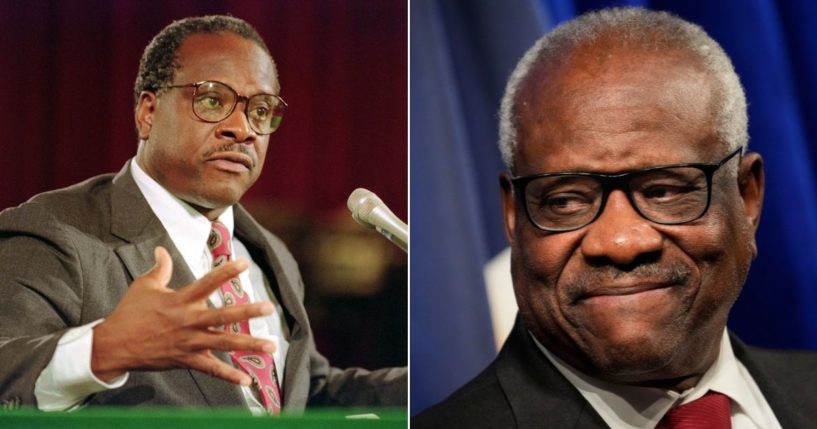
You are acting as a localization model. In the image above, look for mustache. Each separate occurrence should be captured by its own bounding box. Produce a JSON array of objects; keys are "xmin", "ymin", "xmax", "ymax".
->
[
  {"xmin": 564, "ymin": 262, "xmax": 693, "ymax": 302},
  {"xmin": 203, "ymin": 143, "xmax": 257, "ymax": 167}
]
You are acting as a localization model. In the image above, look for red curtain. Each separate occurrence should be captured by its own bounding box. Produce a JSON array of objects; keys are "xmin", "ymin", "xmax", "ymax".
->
[{"xmin": 0, "ymin": 0, "xmax": 407, "ymax": 221}]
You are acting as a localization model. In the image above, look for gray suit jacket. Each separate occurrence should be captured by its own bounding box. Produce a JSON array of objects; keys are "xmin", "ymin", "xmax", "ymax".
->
[
  {"xmin": 414, "ymin": 317, "xmax": 817, "ymax": 428},
  {"xmin": 0, "ymin": 162, "xmax": 406, "ymax": 410}
]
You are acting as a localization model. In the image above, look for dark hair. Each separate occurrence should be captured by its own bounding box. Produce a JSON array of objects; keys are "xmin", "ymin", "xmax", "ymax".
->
[{"xmin": 134, "ymin": 15, "xmax": 275, "ymax": 104}]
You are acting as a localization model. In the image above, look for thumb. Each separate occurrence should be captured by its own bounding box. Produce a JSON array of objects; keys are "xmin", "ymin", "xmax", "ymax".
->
[{"xmin": 148, "ymin": 246, "xmax": 173, "ymax": 287}]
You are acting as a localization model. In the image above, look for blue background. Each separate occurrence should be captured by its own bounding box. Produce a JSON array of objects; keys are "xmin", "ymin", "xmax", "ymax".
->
[{"xmin": 411, "ymin": 0, "xmax": 817, "ymax": 415}]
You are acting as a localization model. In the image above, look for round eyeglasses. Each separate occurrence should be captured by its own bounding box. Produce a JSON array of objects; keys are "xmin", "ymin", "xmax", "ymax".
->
[
  {"xmin": 166, "ymin": 80, "xmax": 287, "ymax": 135},
  {"xmin": 509, "ymin": 147, "xmax": 744, "ymax": 232}
]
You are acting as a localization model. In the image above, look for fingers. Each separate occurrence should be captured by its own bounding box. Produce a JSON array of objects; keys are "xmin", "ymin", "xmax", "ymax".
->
[
  {"xmin": 188, "ymin": 352, "xmax": 252, "ymax": 386},
  {"xmin": 180, "ymin": 258, "xmax": 250, "ymax": 302},
  {"xmin": 143, "ymin": 246, "xmax": 173, "ymax": 287},
  {"xmin": 192, "ymin": 301, "xmax": 274, "ymax": 328},
  {"xmin": 186, "ymin": 330, "xmax": 276, "ymax": 355}
]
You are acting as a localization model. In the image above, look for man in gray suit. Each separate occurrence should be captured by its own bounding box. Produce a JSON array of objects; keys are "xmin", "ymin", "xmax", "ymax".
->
[
  {"xmin": 0, "ymin": 15, "xmax": 405, "ymax": 412},
  {"xmin": 415, "ymin": 8, "xmax": 817, "ymax": 428}
]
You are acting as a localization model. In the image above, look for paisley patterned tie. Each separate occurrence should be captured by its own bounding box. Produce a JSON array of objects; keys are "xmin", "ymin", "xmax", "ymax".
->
[{"xmin": 208, "ymin": 221, "xmax": 282, "ymax": 414}]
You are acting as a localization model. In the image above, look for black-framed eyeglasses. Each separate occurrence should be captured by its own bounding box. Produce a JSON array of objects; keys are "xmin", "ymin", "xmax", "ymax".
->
[
  {"xmin": 510, "ymin": 147, "xmax": 744, "ymax": 232},
  {"xmin": 166, "ymin": 80, "xmax": 287, "ymax": 135}
]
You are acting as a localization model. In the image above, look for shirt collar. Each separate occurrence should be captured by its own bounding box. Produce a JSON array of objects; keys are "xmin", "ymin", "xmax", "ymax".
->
[
  {"xmin": 130, "ymin": 158, "xmax": 234, "ymax": 277},
  {"xmin": 533, "ymin": 329, "xmax": 767, "ymax": 429},
  {"xmin": 694, "ymin": 330, "xmax": 771, "ymax": 427}
]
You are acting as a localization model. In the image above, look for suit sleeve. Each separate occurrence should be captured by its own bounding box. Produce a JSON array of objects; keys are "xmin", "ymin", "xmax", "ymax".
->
[
  {"xmin": 306, "ymin": 335, "xmax": 407, "ymax": 407},
  {"xmin": 0, "ymin": 207, "xmax": 84, "ymax": 407}
]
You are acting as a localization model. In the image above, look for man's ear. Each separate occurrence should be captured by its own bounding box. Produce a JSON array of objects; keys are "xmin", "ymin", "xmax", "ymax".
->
[
  {"xmin": 500, "ymin": 172, "xmax": 518, "ymax": 245},
  {"xmin": 738, "ymin": 151, "xmax": 764, "ymax": 257},
  {"xmin": 135, "ymin": 91, "xmax": 157, "ymax": 140}
]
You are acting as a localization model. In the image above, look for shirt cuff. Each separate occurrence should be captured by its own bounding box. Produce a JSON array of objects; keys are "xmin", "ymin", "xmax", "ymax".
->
[{"xmin": 34, "ymin": 319, "xmax": 129, "ymax": 411}]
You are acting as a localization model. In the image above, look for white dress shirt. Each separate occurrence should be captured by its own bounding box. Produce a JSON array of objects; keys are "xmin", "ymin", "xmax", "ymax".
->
[
  {"xmin": 35, "ymin": 159, "xmax": 289, "ymax": 413},
  {"xmin": 533, "ymin": 330, "xmax": 781, "ymax": 428}
]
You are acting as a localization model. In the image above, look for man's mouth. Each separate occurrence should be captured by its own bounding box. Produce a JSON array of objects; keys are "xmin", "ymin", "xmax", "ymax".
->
[
  {"xmin": 207, "ymin": 152, "xmax": 254, "ymax": 173},
  {"xmin": 566, "ymin": 262, "xmax": 693, "ymax": 305},
  {"xmin": 579, "ymin": 281, "xmax": 675, "ymax": 300},
  {"xmin": 571, "ymin": 280, "xmax": 681, "ymax": 311}
]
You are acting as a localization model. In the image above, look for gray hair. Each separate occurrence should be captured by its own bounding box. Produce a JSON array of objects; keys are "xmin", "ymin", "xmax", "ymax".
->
[{"xmin": 498, "ymin": 7, "xmax": 747, "ymax": 171}]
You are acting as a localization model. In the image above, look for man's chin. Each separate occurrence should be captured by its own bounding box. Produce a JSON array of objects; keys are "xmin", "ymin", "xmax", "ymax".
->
[
  {"xmin": 183, "ymin": 192, "xmax": 244, "ymax": 217},
  {"xmin": 577, "ymin": 335, "xmax": 692, "ymax": 384}
]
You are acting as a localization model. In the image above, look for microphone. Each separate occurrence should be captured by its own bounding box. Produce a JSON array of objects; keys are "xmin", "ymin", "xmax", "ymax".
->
[{"xmin": 347, "ymin": 188, "xmax": 408, "ymax": 252}]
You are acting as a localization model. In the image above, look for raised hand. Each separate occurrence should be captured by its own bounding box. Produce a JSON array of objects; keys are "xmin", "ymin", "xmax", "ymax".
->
[{"xmin": 91, "ymin": 246, "xmax": 275, "ymax": 385}]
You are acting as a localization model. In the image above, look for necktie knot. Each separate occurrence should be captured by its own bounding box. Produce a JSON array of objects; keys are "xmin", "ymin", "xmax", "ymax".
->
[
  {"xmin": 208, "ymin": 221, "xmax": 232, "ymax": 262},
  {"xmin": 658, "ymin": 391, "xmax": 732, "ymax": 429}
]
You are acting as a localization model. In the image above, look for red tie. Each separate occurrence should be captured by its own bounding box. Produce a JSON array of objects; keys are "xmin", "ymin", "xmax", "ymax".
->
[
  {"xmin": 208, "ymin": 221, "xmax": 282, "ymax": 414},
  {"xmin": 657, "ymin": 391, "xmax": 732, "ymax": 429}
]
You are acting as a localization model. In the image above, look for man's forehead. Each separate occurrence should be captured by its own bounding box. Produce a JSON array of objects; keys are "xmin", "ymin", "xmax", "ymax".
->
[
  {"xmin": 518, "ymin": 44, "xmax": 710, "ymax": 107},
  {"xmin": 516, "ymin": 138, "xmax": 721, "ymax": 173},
  {"xmin": 512, "ymin": 45, "xmax": 721, "ymax": 174},
  {"xmin": 173, "ymin": 32, "xmax": 278, "ymax": 93}
]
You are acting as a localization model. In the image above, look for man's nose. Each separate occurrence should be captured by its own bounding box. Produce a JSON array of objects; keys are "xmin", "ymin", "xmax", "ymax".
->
[
  {"xmin": 215, "ymin": 102, "xmax": 256, "ymax": 143},
  {"xmin": 580, "ymin": 190, "xmax": 663, "ymax": 266}
]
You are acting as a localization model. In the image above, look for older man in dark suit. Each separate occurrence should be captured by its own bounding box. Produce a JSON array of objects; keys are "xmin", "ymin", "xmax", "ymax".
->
[
  {"xmin": 0, "ymin": 15, "xmax": 405, "ymax": 412},
  {"xmin": 415, "ymin": 8, "xmax": 817, "ymax": 428}
]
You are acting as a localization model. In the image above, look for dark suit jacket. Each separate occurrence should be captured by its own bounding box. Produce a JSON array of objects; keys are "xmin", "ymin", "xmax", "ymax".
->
[
  {"xmin": 0, "ymin": 162, "xmax": 405, "ymax": 410},
  {"xmin": 414, "ymin": 317, "xmax": 817, "ymax": 428}
]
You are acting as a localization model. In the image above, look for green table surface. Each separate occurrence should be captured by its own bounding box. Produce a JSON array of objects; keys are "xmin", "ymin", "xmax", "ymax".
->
[{"xmin": 0, "ymin": 407, "xmax": 408, "ymax": 428}]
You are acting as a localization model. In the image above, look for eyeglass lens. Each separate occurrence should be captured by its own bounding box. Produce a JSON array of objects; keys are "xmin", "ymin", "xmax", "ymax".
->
[
  {"xmin": 524, "ymin": 166, "xmax": 709, "ymax": 230},
  {"xmin": 191, "ymin": 81, "xmax": 285, "ymax": 134}
]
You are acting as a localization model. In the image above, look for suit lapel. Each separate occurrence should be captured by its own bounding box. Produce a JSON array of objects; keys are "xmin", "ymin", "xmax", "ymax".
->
[
  {"xmin": 497, "ymin": 317, "xmax": 608, "ymax": 428},
  {"xmin": 233, "ymin": 206, "xmax": 305, "ymax": 332},
  {"xmin": 730, "ymin": 334, "xmax": 814, "ymax": 428},
  {"xmin": 108, "ymin": 162, "xmax": 246, "ymax": 407},
  {"xmin": 110, "ymin": 163, "xmax": 192, "ymax": 290}
]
